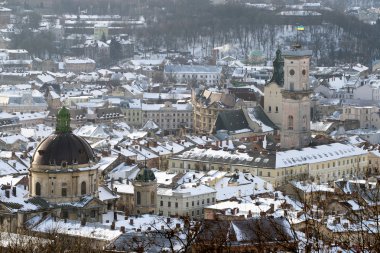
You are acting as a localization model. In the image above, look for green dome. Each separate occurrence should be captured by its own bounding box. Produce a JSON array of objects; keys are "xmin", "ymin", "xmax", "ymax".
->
[{"xmin": 135, "ymin": 167, "xmax": 156, "ymax": 182}]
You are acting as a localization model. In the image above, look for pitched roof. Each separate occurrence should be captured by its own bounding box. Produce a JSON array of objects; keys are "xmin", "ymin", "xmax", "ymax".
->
[
  {"xmin": 246, "ymin": 106, "xmax": 278, "ymax": 132},
  {"xmin": 215, "ymin": 110, "xmax": 250, "ymax": 132},
  {"xmin": 199, "ymin": 217, "xmax": 296, "ymax": 245}
]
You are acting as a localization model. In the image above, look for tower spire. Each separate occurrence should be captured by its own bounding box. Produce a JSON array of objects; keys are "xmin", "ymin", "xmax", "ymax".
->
[
  {"xmin": 269, "ymin": 49, "xmax": 284, "ymax": 86},
  {"xmin": 56, "ymin": 107, "xmax": 71, "ymax": 133}
]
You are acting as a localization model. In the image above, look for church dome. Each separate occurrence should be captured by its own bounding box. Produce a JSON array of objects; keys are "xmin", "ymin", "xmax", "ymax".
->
[
  {"xmin": 32, "ymin": 133, "xmax": 95, "ymax": 166},
  {"xmin": 31, "ymin": 107, "xmax": 95, "ymax": 167},
  {"xmin": 135, "ymin": 167, "xmax": 156, "ymax": 182}
]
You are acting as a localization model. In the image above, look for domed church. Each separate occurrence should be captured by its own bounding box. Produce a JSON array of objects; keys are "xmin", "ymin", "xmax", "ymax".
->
[{"xmin": 29, "ymin": 107, "xmax": 105, "ymax": 221}]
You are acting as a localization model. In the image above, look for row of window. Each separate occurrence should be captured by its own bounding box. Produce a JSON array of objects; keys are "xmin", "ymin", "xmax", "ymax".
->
[
  {"xmin": 160, "ymin": 197, "xmax": 215, "ymax": 208},
  {"xmin": 35, "ymin": 181, "xmax": 87, "ymax": 196},
  {"xmin": 144, "ymin": 113, "xmax": 192, "ymax": 117},
  {"xmin": 268, "ymin": 106, "xmax": 279, "ymax": 113},
  {"xmin": 180, "ymin": 74, "xmax": 218, "ymax": 79},
  {"xmin": 159, "ymin": 209, "xmax": 204, "ymax": 217}
]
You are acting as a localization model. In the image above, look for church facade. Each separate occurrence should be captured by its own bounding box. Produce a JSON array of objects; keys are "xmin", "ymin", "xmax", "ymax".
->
[{"xmin": 29, "ymin": 107, "xmax": 107, "ymax": 222}]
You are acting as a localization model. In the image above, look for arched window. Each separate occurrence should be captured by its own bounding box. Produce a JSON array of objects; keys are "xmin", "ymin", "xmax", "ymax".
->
[
  {"xmin": 35, "ymin": 182, "xmax": 41, "ymax": 196},
  {"xmin": 151, "ymin": 191, "xmax": 155, "ymax": 205},
  {"xmin": 81, "ymin": 181, "xmax": 86, "ymax": 195},
  {"xmin": 136, "ymin": 191, "xmax": 141, "ymax": 205},
  {"xmin": 288, "ymin": 115, "xmax": 294, "ymax": 130}
]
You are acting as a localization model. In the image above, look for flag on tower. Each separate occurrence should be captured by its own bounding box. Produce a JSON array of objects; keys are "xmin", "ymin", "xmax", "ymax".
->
[{"xmin": 296, "ymin": 25, "xmax": 305, "ymax": 31}]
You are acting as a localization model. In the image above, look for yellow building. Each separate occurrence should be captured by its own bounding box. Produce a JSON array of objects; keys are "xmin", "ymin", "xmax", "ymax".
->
[
  {"xmin": 168, "ymin": 142, "xmax": 368, "ymax": 187},
  {"xmin": 192, "ymin": 89, "xmax": 239, "ymax": 135}
]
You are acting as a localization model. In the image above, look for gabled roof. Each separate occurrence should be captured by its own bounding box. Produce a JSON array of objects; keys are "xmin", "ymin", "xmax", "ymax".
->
[{"xmin": 197, "ymin": 89, "xmax": 236, "ymax": 108}]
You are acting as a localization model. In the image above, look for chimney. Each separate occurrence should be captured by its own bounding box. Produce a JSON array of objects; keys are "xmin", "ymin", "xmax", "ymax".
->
[
  {"xmin": 111, "ymin": 221, "xmax": 116, "ymax": 230},
  {"xmin": 176, "ymin": 223, "xmax": 181, "ymax": 229},
  {"xmin": 12, "ymin": 186, "xmax": 16, "ymax": 197},
  {"xmin": 247, "ymin": 210, "xmax": 252, "ymax": 218},
  {"xmin": 120, "ymin": 226, "xmax": 126, "ymax": 233},
  {"xmin": 5, "ymin": 190, "xmax": 9, "ymax": 198},
  {"xmin": 269, "ymin": 204, "xmax": 275, "ymax": 214},
  {"xmin": 161, "ymin": 225, "xmax": 165, "ymax": 230},
  {"xmin": 129, "ymin": 219, "xmax": 134, "ymax": 225},
  {"xmin": 167, "ymin": 217, "xmax": 171, "ymax": 223},
  {"xmin": 114, "ymin": 211, "xmax": 117, "ymax": 221},
  {"xmin": 81, "ymin": 218, "xmax": 86, "ymax": 226}
]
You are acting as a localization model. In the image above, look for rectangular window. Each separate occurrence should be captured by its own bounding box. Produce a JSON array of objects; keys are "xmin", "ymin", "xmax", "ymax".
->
[
  {"xmin": 168, "ymin": 202, "xmax": 171, "ymax": 207},
  {"xmin": 160, "ymin": 201, "xmax": 163, "ymax": 207},
  {"xmin": 175, "ymin": 202, "xmax": 178, "ymax": 208},
  {"xmin": 61, "ymin": 183, "xmax": 67, "ymax": 197}
]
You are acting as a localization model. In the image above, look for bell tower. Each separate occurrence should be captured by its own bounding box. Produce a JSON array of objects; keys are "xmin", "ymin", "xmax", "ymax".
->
[{"xmin": 280, "ymin": 49, "xmax": 312, "ymax": 149}]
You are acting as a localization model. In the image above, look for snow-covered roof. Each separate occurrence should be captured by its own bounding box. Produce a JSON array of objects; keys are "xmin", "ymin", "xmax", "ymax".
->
[
  {"xmin": 214, "ymin": 172, "xmax": 272, "ymax": 201},
  {"xmin": 164, "ymin": 65, "xmax": 222, "ymax": 74},
  {"xmin": 141, "ymin": 103, "xmax": 192, "ymax": 111},
  {"xmin": 310, "ymin": 121, "xmax": 334, "ymax": 132},
  {"xmin": 158, "ymin": 183, "xmax": 216, "ymax": 197},
  {"xmin": 98, "ymin": 186, "xmax": 119, "ymax": 201},
  {"xmin": 33, "ymin": 217, "xmax": 121, "ymax": 241},
  {"xmin": 290, "ymin": 181, "xmax": 334, "ymax": 193},
  {"xmin": 64, "ymin": 57, "xmax": 95, "ymax": 64},
  {"xmin": 276, "ymin": 143, "xmax": 367, "ymax": 168}
]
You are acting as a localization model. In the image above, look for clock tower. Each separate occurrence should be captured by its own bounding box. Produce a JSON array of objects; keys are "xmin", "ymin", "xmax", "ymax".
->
[{"xmin": 280, "ymin": 49, "xmax": 312, "ymax": 149}]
